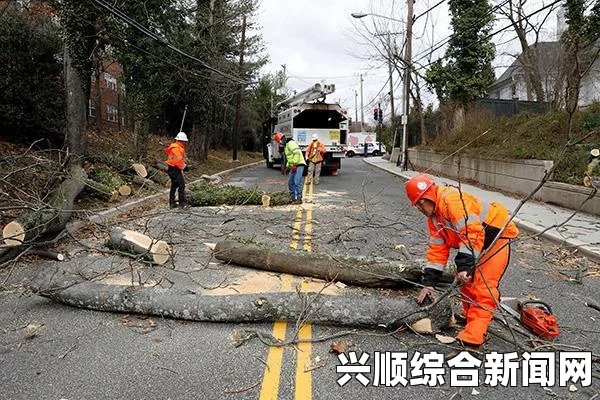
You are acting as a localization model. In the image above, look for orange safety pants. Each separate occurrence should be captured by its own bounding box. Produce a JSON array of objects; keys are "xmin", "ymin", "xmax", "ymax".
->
[{"xmin": 457, "ymin": 238, "xmax": 511, "ymax": 346}]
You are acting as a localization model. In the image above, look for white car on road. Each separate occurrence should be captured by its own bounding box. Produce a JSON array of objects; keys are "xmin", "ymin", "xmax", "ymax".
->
[{"xmin": 345, "ymin": 142, "xmax": 387, "ymax": 157}]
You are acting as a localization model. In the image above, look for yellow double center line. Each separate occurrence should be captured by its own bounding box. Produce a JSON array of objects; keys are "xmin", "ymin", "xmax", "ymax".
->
[{"xmin": 259, "ymin": 177, "xmax": 314, "ymax": 400}]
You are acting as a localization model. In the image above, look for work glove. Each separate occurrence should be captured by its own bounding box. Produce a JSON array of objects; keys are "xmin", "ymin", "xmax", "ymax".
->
[
  {"xmin": 183, "ymin": 165, "xmax": 190, "ymax": 172},
  {"xmin": 284, "ymin": 167, "xmax": 290, "ymax": 175},
  {"xmin": 291, "ymin": 165, "xmax": 297, "ymax": 173}
]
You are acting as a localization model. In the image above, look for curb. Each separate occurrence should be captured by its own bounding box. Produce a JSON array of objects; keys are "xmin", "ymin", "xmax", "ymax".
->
[
  {"xmin": 67, "ymin": 160, "xmax": 265, "ymax": 234},
  {"xmin": 363, "ymin": 157, "xmax": 600, "ymax": 262}
]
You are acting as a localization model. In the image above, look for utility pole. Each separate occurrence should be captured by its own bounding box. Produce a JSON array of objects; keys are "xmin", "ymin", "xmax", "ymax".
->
[
  {"xmin": 232, "ymin": 14, "xmax": 246, "ymax": 162},
  {"xmin": 360, "ymin": 74, "xmax": 364, "ymax": 132},
  {"xmin": 399, "ymin": 0, "xmax": 414, "ymax": 170},
  {"xmin": 354, "ymin": 90, "xmax": 358, "ymax": 131}
]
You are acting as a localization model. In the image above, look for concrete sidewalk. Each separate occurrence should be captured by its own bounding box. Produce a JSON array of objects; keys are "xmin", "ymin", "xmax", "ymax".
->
[{"xmin": 364, "ymin": 157, "xmax": 600, "ymax": 261}]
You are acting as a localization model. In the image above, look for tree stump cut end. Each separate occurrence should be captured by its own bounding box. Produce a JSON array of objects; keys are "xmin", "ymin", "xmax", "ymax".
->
[{"xmin": 3, "ymin": 221, "xmax": 25, "ymax": 246}]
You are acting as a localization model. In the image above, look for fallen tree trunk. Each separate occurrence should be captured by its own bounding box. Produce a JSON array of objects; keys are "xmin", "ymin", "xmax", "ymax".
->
[
  {"xmin": 31, "ymin": 271, "xmax": 452, "ymax": 331},
  {"xmin": 214, "ymin": 240, "xmax": 454, "ymax": 289},
  {"xmin": 107, "ymin": 227, "xmax": 171, "ymax": 265},
  {"xmin": 2, "ymin": 166, "xmax": 87, "ymax": 246}
]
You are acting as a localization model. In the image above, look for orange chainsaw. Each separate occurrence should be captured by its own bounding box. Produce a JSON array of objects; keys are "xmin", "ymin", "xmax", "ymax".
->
[
  {"xmin": 500, "ymin": 298, "xmax": 559, "ymax": 340},
  {"xmin": 517, "ymin": 299, "xmax": 560, "ymax": 340}
]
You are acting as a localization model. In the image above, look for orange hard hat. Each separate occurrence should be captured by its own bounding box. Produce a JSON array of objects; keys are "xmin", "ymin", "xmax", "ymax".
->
[
  {"xmin": 274, "ymin": 132, "xmax": 283, "ymax": 144},
  {"xmin": 405, "ymin": 174, "xmax": 438, "ymax": 206}
]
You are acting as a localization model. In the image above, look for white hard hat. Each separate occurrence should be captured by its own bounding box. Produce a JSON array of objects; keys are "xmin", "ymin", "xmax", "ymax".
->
[
  {"xmin": 175, "ymin": 132, "xmax": 188, "ymax": 141},
  {"xmin": 311, "ymin": 133, "xmax": 318, "ymax": 141},
  {"xmin": 591, "ymin": 148, "xmax": 600, "ymax": 157}
]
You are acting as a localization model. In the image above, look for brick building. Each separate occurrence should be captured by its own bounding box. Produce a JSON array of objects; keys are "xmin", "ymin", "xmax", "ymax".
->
[{"xmin": 88, "ymin": 59, "xmax": 129, "ymax": 130}]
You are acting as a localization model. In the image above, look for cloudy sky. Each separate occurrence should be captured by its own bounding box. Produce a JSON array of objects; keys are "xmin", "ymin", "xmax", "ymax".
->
[{"xmin": 255, "ymin": 0, "xmax": 560, "ymax": 125}]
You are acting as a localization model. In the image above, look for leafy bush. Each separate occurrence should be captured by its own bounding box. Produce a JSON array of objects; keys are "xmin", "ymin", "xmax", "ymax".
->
[{"xmin": 0, "ymin": 7, "xmax": 65, "ymax": 144}]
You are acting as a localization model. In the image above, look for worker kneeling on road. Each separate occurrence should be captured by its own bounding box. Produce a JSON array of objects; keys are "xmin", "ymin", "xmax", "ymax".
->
[
  {"xmin": 274, "ymin": 132, "xmax": 306, "ymax": 205},
  {"xmin": 165, "ymin": 132, "xmax": 190, "ymax": 209},
  {"xmin": 405, "ymin": 174, "xmax": 519, "ymax": 351},
  {"xmin": 305, "ymin": 133, "xmax": 326, "ymax": 185}
]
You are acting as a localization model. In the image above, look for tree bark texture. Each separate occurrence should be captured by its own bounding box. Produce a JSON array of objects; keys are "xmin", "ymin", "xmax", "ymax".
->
[
  {"xmin": 63, "ymin": 46, "xmax": 87, "ymax": 166},
  {"xmin": 32, "ymin": 270, "xmax": 452, "ymax": 331},
  {"xmin": 214, "ymin": 240, "xmax": 453, "ymax": 289}
]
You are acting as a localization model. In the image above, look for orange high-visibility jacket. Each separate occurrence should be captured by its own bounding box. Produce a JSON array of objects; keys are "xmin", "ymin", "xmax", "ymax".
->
[
  {"xmin": 425, "ymin": 186, "xmax": 519, "ymax": 275},
  {"xmin": 165, "ymin": 142, "xmax": 187, "ymax": 170},
  {"xmin": 305, "ymin": 140, "xmax": 326, "ymax": 163}
]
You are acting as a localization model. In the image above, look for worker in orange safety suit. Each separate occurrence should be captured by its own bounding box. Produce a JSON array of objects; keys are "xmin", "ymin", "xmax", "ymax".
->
[
  {"xmin": 305, "ymin": 133, "xmax": 326, "ymax": 185},
  {"xmin": 165, "ymin": 132, "xmax": 190, "ymax": 209},
  {"xmin": 405, "ymin": 174, "xmax": 519, "ymax": 350}
]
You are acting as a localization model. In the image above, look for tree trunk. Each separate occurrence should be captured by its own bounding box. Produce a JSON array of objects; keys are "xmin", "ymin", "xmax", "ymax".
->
[
  {"xmin": 31, "ymin": 270, "xmax": 452, "ymax": 331},
  {"xmin": 107, "ymin": 227, "xmax": 172, "ymax": 265},
  {"xmin": 63, "ymin": 46, "xmax": 87, "ymax": 167},
  {"xmin": 214, "ymin": 240, "xmax": 453, "ymax": 289},
  {"xmin": 3, "ymin": 166, "xmax": 87, "ymax": 246}
]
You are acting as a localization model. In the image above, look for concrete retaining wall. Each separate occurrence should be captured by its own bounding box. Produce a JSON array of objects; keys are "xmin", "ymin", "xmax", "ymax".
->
[{"xmin": 407, "ymin": 148, "xmax": 600, "ymax": 216}]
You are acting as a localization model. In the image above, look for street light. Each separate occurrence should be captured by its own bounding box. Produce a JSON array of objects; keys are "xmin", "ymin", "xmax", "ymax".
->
[{"xmin": 352, "ymin": 9, "xmax": 413, "ymax": 170}]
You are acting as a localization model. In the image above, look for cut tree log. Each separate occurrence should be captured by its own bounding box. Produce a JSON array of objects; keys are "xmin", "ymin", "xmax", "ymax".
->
[
  {"xmin": 131, "ymin": 163, "xmax": 148, "ymax": 178},
  {"xmin": 118, "ymin": 185, "xmax": 132, "ymax": 196},
  {"xmin": 214, "ymin": 239, "xmax": 454, "ymax": 289},
  {"xmin": 28, "ymin": 249, "xmax": 65, "ymax": 261},
  {"xmin": 2, "ymin": 166, "xmax": 86, "ymax": 246},
  {"xmin": 2, "ymin": 221, "xmax": 24, "ymax": 246},
  {"xmin": 107, "ymin": 227, "xmax": 171, "ymax": 265},
  {"xmin": 31, "ymin": 269, "xmax": 452, "ymax": 331}
]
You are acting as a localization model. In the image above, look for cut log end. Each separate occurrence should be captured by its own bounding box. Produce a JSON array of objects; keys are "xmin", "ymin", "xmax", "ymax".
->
[
  {"xmin": 131, "ymin": 163, "xmax": 148, "ymax": 178},
  {"xmin": 150, "ymin": 240, "xmax": 172, "ymax": 265},
  {"xmin": 3, "ymin": 221, "xmax": 25, "ymax": 246},
  {"xmin": 108, "ymin": 228, "xmax": 172, "ymax": 265},
  {"xmin": 118, "ymin": 185, "xmax": 132, "ymax": 196}
]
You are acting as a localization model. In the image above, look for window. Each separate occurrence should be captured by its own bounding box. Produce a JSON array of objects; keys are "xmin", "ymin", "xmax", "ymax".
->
[
  {"xmin": 88, "ymin": 100, "xmax": 96, "ymax": 117},
  {"xmin": 120, "ymin": 82, "xmax": 126, "ymax": 97},
  {"xmin": 104, "ymin": 72, "xmax": 117, "ymax": 91},
  {"xmin": 107, "ymin": 104, "xmax": 118, "ymax": 122}
]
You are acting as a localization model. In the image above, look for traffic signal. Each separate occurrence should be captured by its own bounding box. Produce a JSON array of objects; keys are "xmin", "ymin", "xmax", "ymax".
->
[
  {"xmin": 348, "ymin": 117, "xmax": 352, "ymax": 126},
  {"xmin": 378, "ymin": 108, "xmax": 383, "ymax": 122},
  {"xmin": 373, "ymin": 108, "xmax": 379, "ymax": 121}
]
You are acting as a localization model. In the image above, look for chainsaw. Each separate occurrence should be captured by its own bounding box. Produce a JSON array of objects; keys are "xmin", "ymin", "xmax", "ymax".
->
[
  {"xmin": 517, "ymin": 299, "xmax": 560, "ymax": 340},
  {"xmin": 499, "ymin": 298, "xmax": 560, "ymax": 340}
]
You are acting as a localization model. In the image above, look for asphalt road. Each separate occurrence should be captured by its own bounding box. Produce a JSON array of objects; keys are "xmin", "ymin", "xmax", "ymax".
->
[{"xmin": 1, "ymin": 157, "xmax": 598, "ymax": 400}]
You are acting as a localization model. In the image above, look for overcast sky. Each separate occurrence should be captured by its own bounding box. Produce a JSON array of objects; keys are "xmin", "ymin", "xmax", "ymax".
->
[{"xmin": 255, "ymin": 0, "xmax": 560, "ymax": 126}]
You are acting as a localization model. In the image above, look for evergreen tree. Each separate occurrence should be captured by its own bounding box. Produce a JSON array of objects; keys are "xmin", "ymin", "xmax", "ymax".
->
[{"xmin": 425, "ymin": 0, "xmax": 496, "ymax": 106}]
